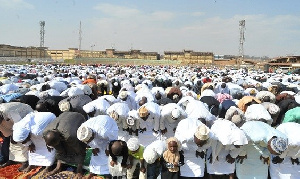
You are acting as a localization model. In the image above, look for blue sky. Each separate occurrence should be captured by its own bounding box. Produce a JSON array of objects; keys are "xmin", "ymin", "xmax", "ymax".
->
[{"xmin": 1, "ymin": 0, "xmax": 300, "ymax": 57}]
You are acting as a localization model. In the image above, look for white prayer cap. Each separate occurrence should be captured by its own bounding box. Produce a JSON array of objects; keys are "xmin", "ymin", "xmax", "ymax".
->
[
  {"xmin": 119, "ymin": 91, "xmax": 128, "ymax": 99},
  {"xmin": 59, "ymin": 101, "xmax": 71, "ymax": 112},
  {"xmin": 171, "ymin": 108, "xmax": 181, "ymax": 119},
  {"xmin": 194, "ymin": 125, "xmax": 210, "ymax": 140},
  {"xmin": 127, "ymin": 137, "xmax": 140, "ymax": 151},
  {"xmin": 231, "ymin": 129, "xmax": 248, "ymax": 146},
  {"xmin": 77, "ymin": 126, "xmax": 93, "ymax": 143},
  {"xmin": 143, "ymin": 148, "xmax": 158, "ymax": 164}
]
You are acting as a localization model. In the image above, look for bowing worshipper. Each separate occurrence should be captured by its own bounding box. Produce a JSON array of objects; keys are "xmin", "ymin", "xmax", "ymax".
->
[
  {"xmin": 82, "ymin": 98, "xmax": 111, "ymax": 118},
  {"xmin": 275, "ymin": 99, "xmax": 299, "ymax": 126},
  {"xmin": 108, "ymin": 140, "xmax": 129, "ymax": 179},
  {"xmin": 0, "ymin": 102, "xmax": 33, "ymax": 171},
  {"xmin": 118, "ymin": 90, "xmax": 137, "ymax": 110},
  {"xmin": 82, "ymin": 75, "xmax": 97, "ymax": 85},
  {"xmin": 97, "ymin": 79, "xmax": 109, "ymax": 96},
  {"xmin": 224, "ymin": 106, "xmax": 245, "ymax": 128},
  {"xmin": 111, "ymin": 79, "xmax": 121, "ymax": 98},
  {"xmin": 13, "ymin": 94, "xmax": 40, "ymax": 110},
  {"xmin": 159, "ymin": 103, "xmax": 187, "ymax": 138},
  {"xmin": 137, "ymin": 102, "xmax": 162, "ymax": 147},
  {"xmin": 143, "ymin": 140, "xmax": 167, "ymax": 179},
  {"xmin": 35, "ymin": 95, "xmax": 65, "ymax": 117},
  {"xmin": 206, "ymin": 119, "xmax": 248, "ymax": 179},
  {"xmin": 160, "ymin": 137, "xmax": 184, "ymax": 179},
  {"xmin": 151, "ymin": 87, "xmax": 166, "ymax": 103},
  {"xmin": 214, "ymin": 82, "xmax": 230, "ymax": 95},
  {"xmin": 218, "ymin": 99, "xmax": 237, "ymax": 119},
  {"xmin": 12, "ymin": 112, "xmax": 56, "ymax": 173},
  {"xmin": 177, "ymin": 96, "xmax": 196, "ymax": 110},
  {"xmin": 106, "ymin": 102, "xmax": 130, "ymax": 141},
  {"xmin": 175, "ymin": 118, "xmax": 212, "ymax": 179},
  {"xmin": 244, "ymin": 103, "xmax": 273, "ymax": 125},
  {"xmin": 269, "ymin": 122, "xmax": 300, "ymax": 178},
  {"xmin": 236, "ymin": 121, "xmax": 288, "ymax": 179},
  {"xmin": 200, "ymin": 95, "xmax": 220, "ymax": 117},
  {"xmin": 58, "ymin": 93, "xmax": 92, "ymax": 120},
  {"xmin": 126, "ymin": 137, "xmax": 147, "ymax": 179},
  {"xmin": 42, "ymin": 112, "xmax": 87, "ymax": 178},
  {"xmin": 282, "ymin": 107, "xmax": 300, "ymax": 124},
  {"xmin": 184, "ymin": 99, "xmax": 216, "ymax": 127},
  {"xmin": 166, "ymin": 87, "xmax": 182, "ymax": 103},
  {"xmin": 261, "ymin": 102, "xmax": 281, "ymax": 126},
  {"xmin": 77, "ymin": 115, "xmax": 118, "ymax": 179},
  {"xmin": 126, "ymin": 110, "xmax": 140, "ymax": 136},
  {"xmin": 255, "ymin": 90, "xmax": 276, "ymax": 103},
  {"xmin": 237, "ymin": 96, "xmax": 261, "ymax": 113}
]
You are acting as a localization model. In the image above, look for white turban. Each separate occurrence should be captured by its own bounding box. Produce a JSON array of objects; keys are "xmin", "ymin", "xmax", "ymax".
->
[{"xmin": 127, "ymin": 137, "xmax": 140, "ymax": 151}]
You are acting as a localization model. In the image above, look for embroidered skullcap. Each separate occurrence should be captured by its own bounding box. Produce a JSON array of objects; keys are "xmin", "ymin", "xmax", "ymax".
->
[
  {"xmin": 77, "ymin": 126, "xmax": 93, "ymax": 143},
  {"xmin": 127, "ymin": 116, "xmax": 135, "ymax": 126},
  {"xmin": 194, "ymin": 125, "xmax": 210, "ymax": 140},
  {"xmin": 171, "ymin": 108, "xmax": 181, "ymax": 119},
  {"xmin": 59, "ymin": 101, "xmax": 71, "ymax": 112},
  {"xmin": 127, "ymin": 137, "xmax": 140, "ymax": 151},
  {"xmin": 119, "ymin": 91, "xmax": 128, "ymax": 99},
  {"xmin": 110, "ymin": 111, "xmax": 119, "ymax": 121},
  {"xmin": 270, "ymin": 137, "xmax": 288, "ymax": 154},
  {"xmin": 138, "ymin": 106, "xmax": 149, "ymax": 118}
]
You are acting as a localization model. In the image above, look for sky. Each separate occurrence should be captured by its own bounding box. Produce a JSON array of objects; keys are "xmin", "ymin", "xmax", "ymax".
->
[{"xmin": 1, "ymin": 0, "xmax": 300, "ymax": 58}]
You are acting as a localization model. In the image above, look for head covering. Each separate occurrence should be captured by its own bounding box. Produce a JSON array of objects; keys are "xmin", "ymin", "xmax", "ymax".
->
[
  {"xmin": 171, "ymin": 108, "xmax": 181, "ymax": 119},
  {"xmin": 143, "ymin": 148, "xmax": 157, "ymax": 164},
  {"xmin": 119, "ymin": 91, "xmax": 128, "ymax": 99},
  {"xmin": 163, "ymin": 137, "xmax": 181, "ymax": 173},
  {"xmin": 127, "ymin": 137, "xmax": 140, "ymax": 151},
  {"xmin": 231, "ymin": 114, "xmax": 243, "ymax": 126},
  {"xmin": 110, "ymin": 111, "xmax": 119, "ymax": 121},
  {"xmin": 231, "ymin": 129, "xmax": 248, "ymax": 145},
  {"xmin": 127, "ymin": 116, "xmax": 135, "ymax": 126},
  {"xmin": 270, "ymin": 137, "xmax": 288, "ymax": 154},
  {"xmin": 59, "ymin": 101, "xmax": 71, "ymax": 112},
  {"xmin": 138, "ymin": 106, "xmax": 149, "ymax": 118},
  {"xmin": 77, "ymin": 125, "xmax": 93, "ymax": 143},
  {"xmin": 194, "ymin": 125, "xmax": 210, "ymax": 140}
]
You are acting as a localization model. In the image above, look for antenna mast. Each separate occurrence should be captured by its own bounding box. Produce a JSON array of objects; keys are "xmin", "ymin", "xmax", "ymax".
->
[
  {"xmin": 79, "ymin": 21, "xmax": 82, "ymax": 57},
  {"xmin": 239, "ymin": 20, "xmax": 245, "ymax": 60},
  {"xmin": 39, "ymin": 21, "xmax": 45, "ymax": 47}
]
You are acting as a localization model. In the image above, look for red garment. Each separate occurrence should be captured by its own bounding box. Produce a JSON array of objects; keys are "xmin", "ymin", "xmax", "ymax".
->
[{"xmin": 82, "ymin": 78, "xmax": 96, "ymax": 84}]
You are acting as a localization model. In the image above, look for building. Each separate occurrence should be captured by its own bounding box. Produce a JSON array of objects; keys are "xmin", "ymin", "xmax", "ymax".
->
[
  {"xmin": 0, "ymin": 44, "xmax": 160, "ymax": 61},
  {"xmin": 267, "ymin": 56, "xmax": 300, "ymax": 68},
  {"xmin": 164, "ymin": 50, "xmax": 214, "ymax": 64},
  {"xmin": 0, "ymin": 44, "xmax": 48, "ymax": 58}
]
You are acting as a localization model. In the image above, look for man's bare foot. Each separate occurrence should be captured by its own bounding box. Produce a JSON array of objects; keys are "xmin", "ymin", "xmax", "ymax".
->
[
  {"xmin": 18, "ymin": 161, "xmax": 28, "ymax": 172},
  {"xmin": 0, "ymin": 160, "xmax": 16, "ymax": 168},
  {"xmin": 22, "ymin": 165, "xmax": 37, "ymax": 173}
]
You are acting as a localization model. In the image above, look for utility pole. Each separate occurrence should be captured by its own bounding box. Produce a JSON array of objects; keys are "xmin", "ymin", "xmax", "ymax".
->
[
  {"xmin": 40, "ymin": 21, "xmax": 45, "ymax": 47},
  {"xmin": 239, "ymin": 20, "xmax": 246, "ymax": 66},
  {"xmin": 78, "ymin": 21, "xmax": 82, "ymax": 58}
]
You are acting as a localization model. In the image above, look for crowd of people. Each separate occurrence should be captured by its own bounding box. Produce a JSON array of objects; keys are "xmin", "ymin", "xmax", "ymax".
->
[{"xmin": 0, "ymin": 63, "xmax": 299, "ymax": 179}]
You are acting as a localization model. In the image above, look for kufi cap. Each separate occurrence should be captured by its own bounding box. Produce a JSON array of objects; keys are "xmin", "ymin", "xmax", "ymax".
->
[
  {"xmin": 143, "ymin": 148, "xmax": 158, "ymax": 164},
  {"xmin": 171, "ymin": 108, "xmax": 181, "ymax": 119},
  {"xmin": 267, "ymin": 103, "xmax": 280, "ymax": 115},
  {"xmin": 119, "ymin": 91, "xmax": 128, "ymax": 99},
  {"xmin": 194, "ymin": 125, "xmax": 210, "ymax": 140},
  {"xmin": 127, "ymin": 137, "xmax": 140, "ymax": 151},
  {"xmin": 77, "ymin": 126, "xmax": 93, "ymax": 143},
  {"xmin": 231, "ymin": 114, "xmax": 243, "ymax": 125},
  {"xmin": 138, "ymin": 106, "xmax": 149, "ymax": 118},
  {"xmin": 270, "ymin": 137, "xmax": 288, "ymax": 154},
  {"xmin": 172, "ymin": 94, "xmax": 179, "ymax": 100},
  {"xmin": 127, "ymin": 116, "xmax": 135, "ymax": 126},
  {"xmin": 114, "ymin": 82, "xmax": 118, "ymax": 86},
  {"xmin": 110, "ymin": 111, "xmax": 119, "ymax": 121},
  {"xmin": 59, "ymin": 101, "xmax": 71, "ymax": 112}
]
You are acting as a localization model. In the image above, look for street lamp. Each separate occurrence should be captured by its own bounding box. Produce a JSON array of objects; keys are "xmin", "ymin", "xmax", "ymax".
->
[{"xmin": 91, "ymin": 44, "xmax": 95, "ymax": 58}]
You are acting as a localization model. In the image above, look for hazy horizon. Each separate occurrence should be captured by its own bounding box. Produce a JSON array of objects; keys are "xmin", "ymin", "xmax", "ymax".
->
[{"xmin": 1, "ymin": 0, "xmax": 300, "ymax": 58}]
